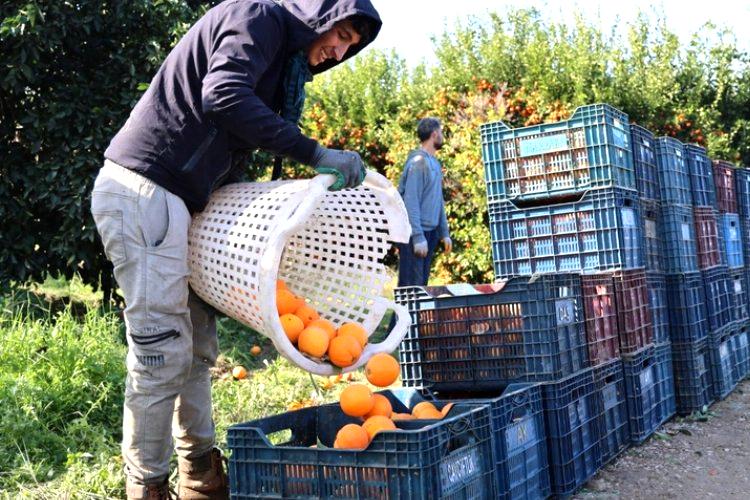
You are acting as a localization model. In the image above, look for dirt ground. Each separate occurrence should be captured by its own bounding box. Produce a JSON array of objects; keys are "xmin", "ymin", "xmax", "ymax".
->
[{"xmin": 574, "ymin": 379, "xmax": 750, "ymax": 499}]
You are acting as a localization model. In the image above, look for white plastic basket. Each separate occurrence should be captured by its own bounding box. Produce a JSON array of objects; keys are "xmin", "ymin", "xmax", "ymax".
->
[{"xmin": 187, "ymin": 171, "xmax": 411, "ymax": 375}]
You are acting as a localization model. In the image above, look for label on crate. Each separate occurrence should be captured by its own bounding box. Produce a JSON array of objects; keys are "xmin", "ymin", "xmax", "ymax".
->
[
  {"xmin": 519, "ymin": 133, "xmax": 570, "ymax": 157},
  {"xmin": 640, "ymin": 366, "xmax": 655, "ymax": 389},
  {"xmin": 720, "ymin": 343, "xmax": 730, "ymax": 360},
  {"xmin": 555, "ymin": 299, "xmax": 575, "ymax": 325},
  {"xmin": 645, "ymin": 220, "xmax": 657, "ymax": 238},
  {"xmin": 730, "ymin": 227, "xmax": 738, "ymax": 239},
  {"xmin": 735, "ymin": 279, "xmax": 743, "ymax": 294},
  {"xmin": 505, "ymin": 416, "xmax": 537, "ymax": 454},
  {"xmin": 681, "ymin": 223, "xmax": 691, "ymax": 241},
  {"xmin": 622, "ymin": 208, "xmax": 636, "ymax": 227},
  {"xmin": 602, "ymin": 384, "xmax": 619, "ymax": 411},
  {"xmin": 439, "ymin": 446, "xmax": 482, "ymax": 495},
  {"xmin": 741, "ymin": 333, "xmax": 749, "ymax": 348}
]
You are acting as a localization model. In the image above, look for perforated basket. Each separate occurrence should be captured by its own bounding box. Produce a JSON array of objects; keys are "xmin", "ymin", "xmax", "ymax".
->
[{"xmin": 187, "ymin": 172, "xmax": 411, "ymax": 375}]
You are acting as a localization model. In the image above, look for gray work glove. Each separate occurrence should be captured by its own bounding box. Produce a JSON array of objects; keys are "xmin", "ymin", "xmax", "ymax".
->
[
  {"xmin": 311, "ymin": 145, "xmax": 366, "ymax": 191},
  {"xmin": 413, "ymin": 240, "xmax": 428, "ymax": 258}
]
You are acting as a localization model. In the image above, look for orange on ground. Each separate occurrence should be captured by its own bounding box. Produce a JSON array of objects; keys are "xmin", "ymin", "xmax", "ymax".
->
[
  {"xmin": 362, "ymin": 415, "xmax": 397, "ymax": 440},
  {"xmin": 280, "ymin": 313, "xmax": 305, "ymax": 343},
  {"xmin": 297, "ymin": 326, "xmax": 330, "ymax": 358},
  {"xmin": 328, "ymin": 334, "xmax": 362, "ymax": 368},
  {"xmin": 333, "ymin": 424, "xmax": 370, "ymax": 450},
  {"xmin": 295, "ymin": 304, "xmax": 320, "ymax": 327},
  {"xmin": 276, "ymin": 289, "xmax": 303, "ymax": 316},
  {"xmin": 411, "ymin": 401, "xmax": 438, "ymax": 418},
  {"xmin": 276, "ymin": 279, "xmax": 287, "ymax": 291},
  {"xmin": 250, "ymin": 345, "xmax": 262, "ymax": 356},
  {"xmin": 337, "ymin": 323, "xmax": 368, "ymax": 349},
  {"xmin": 232, "ymin": 366, "xmax": 247, "ymax": 380},
  {"xmin": 339, "ymin": 384, "xmax": 375, "ymax": 417},
  {"xmin": 364, "ymin": 394, "xmax": 393, "ymax": 419},
  {"xmin": 308, "ymin": 318, "xmax": 337, "ymax": 340},
  {"xmin": 365, "ymin": 353, "xmax": 400, "ymax": 387}
]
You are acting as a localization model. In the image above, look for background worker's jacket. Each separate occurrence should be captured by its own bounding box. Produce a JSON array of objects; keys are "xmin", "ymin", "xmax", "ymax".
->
[{"xmin": 105, "ymin": 0, "xmax": 381, "ymax": 213}]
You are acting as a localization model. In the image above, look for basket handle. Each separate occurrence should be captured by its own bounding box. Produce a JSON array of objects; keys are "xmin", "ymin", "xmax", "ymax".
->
[{"xmin": 347, "ymin": 300, "xmax": 411, "ymax": 372}]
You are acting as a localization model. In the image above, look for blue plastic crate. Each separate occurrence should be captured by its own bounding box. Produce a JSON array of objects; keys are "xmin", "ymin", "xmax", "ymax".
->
[
  {"xmin": 655, "ymin": 137, "xmax": 691, "ymax": 205},
  {"xmin": 742, "ymin": 219, "xmax": 750, "ymax": 268},
  {"xmin": 622, "ymin": 346, "xmax": 661, "ymax": 444},
  {"xmin": 593, "ymin": 359, "xmax": 629, "ymax": 463},
  {"xmin": 660, "ymin": 204, "xmax": 699, "ymax": 273},
  {"xmin": 735, "ymin": 168, "xmax": 750, "ymax": 217},
  {"xmin": 541, "ymin": 367, "xmax": 602, "ymax": 497},
  {"xmin": 489, "ymin": 187, "xmax": 642, "ymax": 278},
  {"xmin": 227, "ymin": 389, "xmax": 496, "ymax": 499},
  {"xmin": 480, "ymin": 104, "xmax": 635, "ymax": 202},
  {"xmin": 671, "ymin": 339, "xmax": 714, "ymax": 414},
  {"xmin": 730, "ymin": 325, "xmax": 750, "ymax": 381},
  {"xmin": 646, "ymin": 273, "xmax": 669, "ymax": 343},
  {"xmin": 684, "ymin": 143, "xmax": 717, "ymax": 208},
  {"xmin": 640, "ymin": 199, "xmax": 663, "ymax": 271},
  {"xmin": 432, "ymin": 384, "xmax": 551, "ymax": 500},
  {"xmin": 630, "ymin": 124, "xmax": 659, "ymax": 200},
  {"xmin": 728, "ymin": 267, "xmax": 749, "ymax": 326},
  {"xmin": 720, "ymin": 213, "xmax": 744, "ymax": 268},
  {"xmin": 394, "ymin": 275, "xmax": 587, "ymax": 392},
  {"xmin": 701, "ymin": 266, "xmax": 733, "ymax": 334},
  {"xmin": 653, "ymin": 342, "xmax": 677, "ymax": 423},
  {"xmin": 707, "ymin": 333, "xmax": 738, "ymax": 400},
  {"xmin": 665, "ymin": 273, "xmax": 708, "ymax": 343}
]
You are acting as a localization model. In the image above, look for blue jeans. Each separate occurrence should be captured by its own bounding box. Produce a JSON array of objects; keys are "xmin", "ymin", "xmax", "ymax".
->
[{"xmin": 397, "ymin": 229, "xmax": 440, "ymax": 286}]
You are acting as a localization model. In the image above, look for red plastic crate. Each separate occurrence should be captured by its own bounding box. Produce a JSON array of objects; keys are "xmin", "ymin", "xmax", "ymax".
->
[
  {"xmin": 713, "ymin": 160, "xmax": 738, "ymax": 214},
  {"xmin": 612, "ymin": 269, "xmax": 654, "ymax": 355},
  {"xmin": 581, "ymin": 274, "xmax": 620, "ymax": 366},
  {"xmin": 693, "ymin": 207, "xmax": 722, "ymax": 270}
]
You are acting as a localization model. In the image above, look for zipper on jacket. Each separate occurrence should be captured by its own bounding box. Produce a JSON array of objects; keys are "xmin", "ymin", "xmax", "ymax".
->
[{"xmin": 180, "ymin": 127, "xmax": 218, "ymax": 172}]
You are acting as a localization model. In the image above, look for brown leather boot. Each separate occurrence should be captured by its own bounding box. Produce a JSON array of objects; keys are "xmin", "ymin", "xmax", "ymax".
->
[
  {"xmin": 126, "ymin": 476, "xmax": 174, "ymax": 500},
  {"xmin": 177, "ymin": 447, "xmax": 229, "ymax": 499}
]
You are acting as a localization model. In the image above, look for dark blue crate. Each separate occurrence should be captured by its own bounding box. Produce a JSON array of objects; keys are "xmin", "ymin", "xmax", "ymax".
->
[
  {"xmin": 394, "ymin": 275, "xmax": 587, "ymax": 392},
  {"xmin": 640, "ymin": 199, "xmax": 663, "ymax": 271},
  {"xmin": 481, "ymin": 104, "xmax": 635, "ymax": 202},
  {"xmin": 671, "ymin": 339, "xmax": 714, "ymax": 414},
  {"xmin": 630, "ymin": 124, "xmax": 659, "ymax": 201},
  {"xmin": 728, "ymin": 267, "xmax": 749, "ymax": 326},
  {"xmin": 432, "ymin": 384, "xmax": 551, "ymax": 500},
  {"xmin": 665, "ymin": 272, "xmax": 708, "ymax": 343},
  {"xmin": 735, "ymin": 168, "xmax": 750, "ymax": 217},
  {"xmin": 227, "ymin": 389, "xmax": 496, "ymax": 499},
  {"xmin": 720, "ymin": 213, "xmax": 744, "ymax": 268},
  {"xmin": 701, "ymin": 266, "xmax": 733, "ymax": 333},
  {"xmin": 653, "ymin": 342, "xmax": 677, "ymax": 423},
  {"xmin": 661, "ymin": 204, "xmax": 699, "ymax": 273},
  {"xmin": 655, "ymin": 137, "xmax": 691, "ymax": 205},
  {"xmin": 730, "ymin": 325, "xmax": 750, "ymax": 381},
  {"xmin": 541, "ymin": 367, "xmax": 602, "ymax": 497},
  {"xmin": 707, "ymin": 333, "xmax": 738, "ymax": 400},
  {"xmin": 742, "ymin": 219, "xmax": 750, "ymax": 268},
  {"xmin": 684, "ymin": 143, "xmax": 717, "ymax": 208},
  {"xmin": 489, "ymin": 187, "xmax": 642, "ymax": 278},
  {"xmin": 622, "ymin": 346, "xmax": 660, "ymax": 444},
  {"xmin": 594, "ymin": 359, "xmax": 629, "ymax": 463},
  {"xmin": 646, "ymin": 273, "xmax": 669, "ymax": 343}
]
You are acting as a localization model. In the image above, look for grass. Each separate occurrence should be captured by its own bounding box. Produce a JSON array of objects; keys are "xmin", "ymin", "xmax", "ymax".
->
[{"xmin": 0, "ymin": 278, "xmax": 396, "ymax": 498}]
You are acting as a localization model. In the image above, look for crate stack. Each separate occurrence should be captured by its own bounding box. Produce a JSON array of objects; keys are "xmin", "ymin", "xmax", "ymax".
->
[{"xmin": 734, "ymin": 167, "xmax": 750, "ymax": 382}]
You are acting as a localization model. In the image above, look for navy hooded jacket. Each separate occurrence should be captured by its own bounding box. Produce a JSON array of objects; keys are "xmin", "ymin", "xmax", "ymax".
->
[{"xmin": 104, "ymin": 0, "xmax": 382, "ymax": 213}]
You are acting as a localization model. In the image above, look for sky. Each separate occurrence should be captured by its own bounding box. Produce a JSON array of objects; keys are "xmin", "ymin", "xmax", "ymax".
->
[{"xmin": 367, "ymin": 0, "xmax": 750, "ymax": 67}]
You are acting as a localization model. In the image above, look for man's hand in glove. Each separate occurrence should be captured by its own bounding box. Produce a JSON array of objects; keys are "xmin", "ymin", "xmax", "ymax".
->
[{"xmin": 311, "ymin": 145, "xmax": 366, "ymax": 191}]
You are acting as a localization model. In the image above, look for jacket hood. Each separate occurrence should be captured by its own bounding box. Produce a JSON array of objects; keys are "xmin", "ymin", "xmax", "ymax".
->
[{"xmin": 279, "ymin": 0, "xmax": 382, "ymax": 74}]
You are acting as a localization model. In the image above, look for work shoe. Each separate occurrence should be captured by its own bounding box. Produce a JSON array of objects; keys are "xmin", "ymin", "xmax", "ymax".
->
[
  {"xmin": 177, "ymin": 447, "xmax": 229, "ymax": 499},
  {"xmin": 126, "ymin": 476, "xmax": 175, "ymax": 500}
]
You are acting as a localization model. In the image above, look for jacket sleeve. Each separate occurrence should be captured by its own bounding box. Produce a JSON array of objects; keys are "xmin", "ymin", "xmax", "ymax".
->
[
  {"xmin": 201, "ymin": 6, "xmax": 318, "ymax": 164},
  {"xmin": 401, "ymin": 156, "xmax": 429, "ymax": 245}
]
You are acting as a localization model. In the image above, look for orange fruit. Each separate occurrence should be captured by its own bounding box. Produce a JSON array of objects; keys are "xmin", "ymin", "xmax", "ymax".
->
[
  {"xmin": 276, "ymin": 279, "xmax": 287, "ymax": 291},
  {"xmin": 411, "ymin": 401, "xmax": 438, "ymax": 417},
  {"xmin": 280, "ymin": 313, "xmax": 305, "ymax": 343},
  {"xmin": 362, "ymin": 415, "xmax": 397, "ymax": 440},
  {"xmin": 308, "ymin": 318, "xmax": 337, "ymax": 340},
  {"xmin": 391, "ymin": 412, "xmax": 416, "ymax": 421},
  {"xmin": 295, "ymin": 304, "xmax": 320, "ymax": 326},
  {"xmin": 337, "ymin": 323, "xmax": 368, "ymax": 348},
  {"xmin": 364, "ymin": 394, "xmax": 393, "ymax": 419},
  {"xmin": 333, "ymin": 423, "xmax": 370, "ymax": 449},
  {"xmin": 365, "ymin": 353, "xmax": 400, "ymax": 387},
  {"xmin": 277, "ymin": 289, "xmax": 303, "ymax": 316},
  {"xmin": 297, "ymin": 326, "xmax": 330, "ymax": 358},
  {"xmin": 413, "ymin": 408, "xmax": 443, "ymax": 419},
  {"xmin": 328, "ymin": 334, "xmax": 362, "ymax": 368},
  {"xmin": 339, "ymin": 384, "xmax": 374, "ymax": 417},
  {"xmin": 250, "ymin": 345, "xmax": 262, "ymax": 356},
  {"xmin": 232, "ymin": 366, "xmax": 247, "ymax": 380},
  {"xmin": 440, "ymin": 403, "xmax": 454, "ymax": 417}
]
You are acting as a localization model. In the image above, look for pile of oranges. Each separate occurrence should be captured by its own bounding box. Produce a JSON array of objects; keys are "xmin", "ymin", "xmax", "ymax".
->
[{"xmin": 277, "ymin": 280, "xmax": 369, "ymax": 367}]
